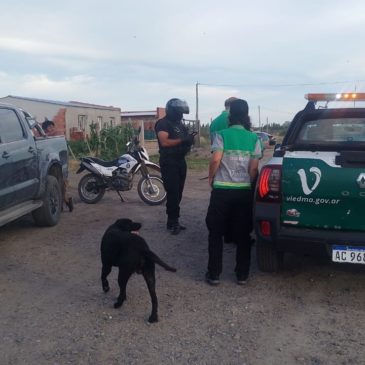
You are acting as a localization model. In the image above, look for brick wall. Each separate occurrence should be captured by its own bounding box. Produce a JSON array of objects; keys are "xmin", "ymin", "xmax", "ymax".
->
[
  {"xmin": 53, "ymin": 108, "xmax": 67, "ymax": 136},
  {"xmin": 69, "ymin": 128, "xmax": 86, "ymax": 141},
  {"xmin": 157, "ymin": 107, "xmax": 166, "ymax": 119}
]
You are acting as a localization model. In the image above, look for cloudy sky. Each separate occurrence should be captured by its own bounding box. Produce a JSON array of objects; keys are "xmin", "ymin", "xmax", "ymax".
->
[{"xmin": 1, "ymin": 0, "xmax": 365, "ymax": 126}]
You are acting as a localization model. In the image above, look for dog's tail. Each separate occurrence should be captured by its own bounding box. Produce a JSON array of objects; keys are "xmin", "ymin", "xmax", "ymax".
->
[{"xmin": 143, "ymin": 250, "xmax": 177, "ymax": 272}]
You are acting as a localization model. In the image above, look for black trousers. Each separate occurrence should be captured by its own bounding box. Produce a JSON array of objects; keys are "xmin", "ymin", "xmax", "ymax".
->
[
  {"xmin": 223, "ymin": 176, "xmax": 258, "ymax": 243},
  {"xmin": 160, "ymin": 156, "xmax": 187, "ymax": 225},
  {"xmin": 205, "ymin": 188, "xmax": 253, "ymax": 277}
]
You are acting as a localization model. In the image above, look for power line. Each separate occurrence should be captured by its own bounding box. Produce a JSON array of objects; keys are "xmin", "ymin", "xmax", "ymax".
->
[
  {"xmin": 260, "ymin": 106, "xmax": 293, "ymax": 114},
  {"xmin": 199, "ymin": 79, "xmax": 365, "ymax": 89}
]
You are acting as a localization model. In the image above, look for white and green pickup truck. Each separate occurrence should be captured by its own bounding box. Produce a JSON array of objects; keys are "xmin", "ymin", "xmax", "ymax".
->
[
  {"xmin": 254, "ymin": 93, "xmax": 365, "ymax": 271},
  {"xmin": 0, "ymin": 103, "xmax": 68, "ymax": 227}
]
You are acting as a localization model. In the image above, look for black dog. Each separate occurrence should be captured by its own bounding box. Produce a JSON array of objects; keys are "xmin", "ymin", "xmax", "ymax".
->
[{"xmin": 100, "ymin": 218, "xmax": 176, "ymax": 323}]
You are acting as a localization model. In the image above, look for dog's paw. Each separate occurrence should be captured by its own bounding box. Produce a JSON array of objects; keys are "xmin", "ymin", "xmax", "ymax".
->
[
  {"xmin": 114, "ymin": 300, "xmax": 123, "ymax": 308},
  {"xmin": 113, "ymin": 297, "xmax": 125, "ymax": 308},
  {"xmin": 101, "ymin": 280, "xmax": 110, "ymax": 293},
  {"xmin": 102, "ymin": 284, "xmax": 110, "ymax": 293},
  {"xmin": 148, "ymin": 314, "xmax": 158, "ymax": 323}
]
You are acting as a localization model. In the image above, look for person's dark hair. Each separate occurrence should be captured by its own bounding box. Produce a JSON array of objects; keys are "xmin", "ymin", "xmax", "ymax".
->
[
  {"xmin": 243, "ymin": 116, "xmax": 252, "ymax": 131},
  {"xmin": 228, "ymin": 99, "xmax": 251, "ymax": 130},
  {"xmin": 42, "ymin": 119, "xmax": 55, "ymax": 132}
]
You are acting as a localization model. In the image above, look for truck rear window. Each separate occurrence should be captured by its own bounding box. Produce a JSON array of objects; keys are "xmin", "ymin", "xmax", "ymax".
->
[{"xmin": 296, "ymin": 118, "xmax": 365, "ymax": 143}]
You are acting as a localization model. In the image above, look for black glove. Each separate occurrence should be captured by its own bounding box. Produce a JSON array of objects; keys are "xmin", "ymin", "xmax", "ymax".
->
[{"xmin": 181, "ymin": 133, "xmax": 195, "ymax": 147}]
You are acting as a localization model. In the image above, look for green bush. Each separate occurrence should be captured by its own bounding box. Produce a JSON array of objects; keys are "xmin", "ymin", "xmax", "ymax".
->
[{"xmin": 68, "ymin": 123, "xmax": 134, "ymax": 160}]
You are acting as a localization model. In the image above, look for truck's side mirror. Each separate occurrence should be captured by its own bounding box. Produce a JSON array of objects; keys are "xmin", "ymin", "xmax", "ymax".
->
[
  {"xmin": 26, "ymin": 117, "xmax": 37, "ymax": 129},
  {"xmin": 274, "ymin": 143, "xmax": 281, "ymax": 151},
  {"xmin": 273, "ymin": 143, "xmax": 284, "ymax": 157}
]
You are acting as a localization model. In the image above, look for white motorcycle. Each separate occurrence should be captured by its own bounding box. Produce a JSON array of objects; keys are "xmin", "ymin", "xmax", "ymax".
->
[{"xmin": 76, "ymin": 129, "xmax": 166, "ymax": 205}]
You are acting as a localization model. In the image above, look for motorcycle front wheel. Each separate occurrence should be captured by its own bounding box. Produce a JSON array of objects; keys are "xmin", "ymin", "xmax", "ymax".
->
[
  {"xmin": 78, "ymin": 173, "xmax": 106, "ymax": 204},
  {"xmin": 137, "ymin": 174, "xmax": 166, "ymax": 206}
]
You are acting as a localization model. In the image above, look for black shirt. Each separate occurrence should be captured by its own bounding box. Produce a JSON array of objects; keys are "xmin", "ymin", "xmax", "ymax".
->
[{"xmin": 155, "ymin": 117, "xmax": 189, "ymax": 158}]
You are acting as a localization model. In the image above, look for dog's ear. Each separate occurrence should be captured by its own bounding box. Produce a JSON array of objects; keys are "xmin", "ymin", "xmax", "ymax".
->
[
  {"xmin": 114, "ymin": 219, "xmax": 132, "ymax": 231},
  {"xmin": 131, "ymin": 222, "xmax": 142, "ymax": 231}
]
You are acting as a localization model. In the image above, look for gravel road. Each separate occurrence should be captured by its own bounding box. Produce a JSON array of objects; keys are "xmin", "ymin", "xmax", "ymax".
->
[{"xmin": 0, "ymin": 150, "xmax": 364, "ymax": 365}]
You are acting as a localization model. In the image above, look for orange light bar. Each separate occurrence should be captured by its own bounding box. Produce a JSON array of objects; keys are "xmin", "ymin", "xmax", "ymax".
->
[{"xmin": 305, "ymin": 93, "xmax": 365, "ymax": 102}]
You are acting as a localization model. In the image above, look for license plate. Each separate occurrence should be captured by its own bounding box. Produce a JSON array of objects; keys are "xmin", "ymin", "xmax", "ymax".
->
[{"xmin": 332, "ymin": 245, "xmax": 365, "ymax": 264}]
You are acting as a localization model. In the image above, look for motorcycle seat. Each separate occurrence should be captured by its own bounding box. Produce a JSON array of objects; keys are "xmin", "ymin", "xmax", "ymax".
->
[{"xmin": 88, "ymin": 157, "xmax": 119, "ymax": 167}]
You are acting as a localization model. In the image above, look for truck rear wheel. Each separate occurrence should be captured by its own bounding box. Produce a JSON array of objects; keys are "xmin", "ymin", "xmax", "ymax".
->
[
  {"xmin": 256, "ymin": 240, "xmax": 283, "ymax": 272},
  {"xmin": 32, "ymin": 175, "xmax": 62, "ymax": 226}
]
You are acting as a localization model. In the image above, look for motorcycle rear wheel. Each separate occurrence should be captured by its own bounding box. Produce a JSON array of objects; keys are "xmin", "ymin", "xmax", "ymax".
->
[
  {"xmin": 137, "ymin": 174, "xmax": 166, "ymax": 205},
  {"xmin": 78, "ymin": 173, "xmax": 106, "ymax": 204}
]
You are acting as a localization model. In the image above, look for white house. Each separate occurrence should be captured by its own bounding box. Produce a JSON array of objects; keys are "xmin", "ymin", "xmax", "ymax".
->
[{"xmin": 0, "ymin": 95, "xmax": 121, "ymax": 141}]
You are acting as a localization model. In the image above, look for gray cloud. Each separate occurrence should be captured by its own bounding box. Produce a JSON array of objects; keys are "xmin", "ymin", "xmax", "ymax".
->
[{"xmin": 1, "ymin": 0, "xmax": 365, "ymax": 125}]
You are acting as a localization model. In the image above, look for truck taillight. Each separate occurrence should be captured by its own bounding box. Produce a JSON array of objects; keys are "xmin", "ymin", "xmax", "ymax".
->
[
  {"xmin": 257, "ymin": 165, "xmax": 282, "ymax": 201},
  {"xmin": 260, "ymin": 220, "xmax": 271, "ymax": 236}
]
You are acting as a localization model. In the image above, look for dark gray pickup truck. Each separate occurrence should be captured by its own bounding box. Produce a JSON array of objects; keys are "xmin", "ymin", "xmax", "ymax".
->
[{"xmin": 0, "ymin": 103, "xmax": 68, "ymax": 227}]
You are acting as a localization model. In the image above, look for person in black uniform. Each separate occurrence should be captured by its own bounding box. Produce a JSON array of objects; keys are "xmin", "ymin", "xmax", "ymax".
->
[{"xmin": 155, "ymin": 98, "xmax": 195, "ymax": 235}]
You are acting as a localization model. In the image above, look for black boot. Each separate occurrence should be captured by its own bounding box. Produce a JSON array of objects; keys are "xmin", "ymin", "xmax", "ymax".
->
[
  {"xmin": 167, "ymin": 221, "xmax": 186, "ymax": 235},
  {"xmin": 171, "ymin": 224, "xmax": 181, "ymax": 235}
]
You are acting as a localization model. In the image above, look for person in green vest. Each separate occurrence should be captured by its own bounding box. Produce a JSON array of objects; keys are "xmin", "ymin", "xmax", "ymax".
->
[
  {"xmin": 210, "ymin": 97, "xmax": 237, "ymax": 144},
  {"xmin": 210, "ymin": 97, "xmax": 238, "ymax": 244},
  {"xmin": 205, "ymin": 99, "xmax": 262, "ymax": 286}
]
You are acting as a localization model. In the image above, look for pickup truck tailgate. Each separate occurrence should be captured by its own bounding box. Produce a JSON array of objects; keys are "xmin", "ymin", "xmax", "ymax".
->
[{"xmin": 281, "ymin": 151, "xmax": 365, "ymax": 231}]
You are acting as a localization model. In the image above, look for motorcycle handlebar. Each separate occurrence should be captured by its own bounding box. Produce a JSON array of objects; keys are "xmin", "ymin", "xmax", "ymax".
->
[{"xmin": 126, "ymin": 127, "xmax": 143, "ymax": 151}]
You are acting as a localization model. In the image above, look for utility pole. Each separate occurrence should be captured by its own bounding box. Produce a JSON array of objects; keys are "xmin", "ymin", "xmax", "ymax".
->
[
  {"xmin": 266, "ymin": 117, "xmax": 269, "ymax": 133},
  {"xmin": 354, "ymin": 85, "xmax": 357, "ymax": 107},
  {"xmin": 258, "ymin": 105, "xmax": 261, "ymax": 131},
  {"xmin": 195, "ymin": 82, "xmax": 200, "ymax": 147},
  {"xmin": 196, "ymin": 82, "xmax": 199, "ymax": 123}
]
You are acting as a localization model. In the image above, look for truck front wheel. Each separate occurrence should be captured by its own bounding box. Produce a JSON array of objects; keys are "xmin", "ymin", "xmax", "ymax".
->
[{"xmin": 32, "ymin": 175, "xmax": 62, "ymax": 226}]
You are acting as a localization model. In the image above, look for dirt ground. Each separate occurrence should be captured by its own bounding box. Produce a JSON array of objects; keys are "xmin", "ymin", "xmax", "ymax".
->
[{"xmin": 0, "ymin": 148, "xmax": 364, "ymax": 365}]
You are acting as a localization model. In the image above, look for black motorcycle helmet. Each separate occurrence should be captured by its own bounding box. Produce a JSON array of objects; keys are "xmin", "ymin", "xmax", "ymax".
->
[{"xmin": 165, "ymin": 98, "xmax": 189, "ymax": 122}]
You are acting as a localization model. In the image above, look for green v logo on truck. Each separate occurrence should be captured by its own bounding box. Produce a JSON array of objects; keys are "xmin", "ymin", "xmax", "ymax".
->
[
  {"xmin": 281, "ymin": 154, "xmax": 365, "ymax": 231},
  {"xmin": 297, "ymin": 167, "xmax": 321, "ymax": 195}
]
